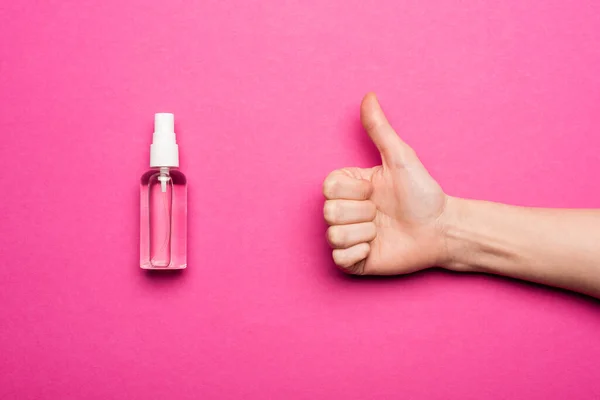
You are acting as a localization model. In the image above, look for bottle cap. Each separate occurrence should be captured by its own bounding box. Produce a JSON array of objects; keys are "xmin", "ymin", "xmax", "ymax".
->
[{"xmin": 150, "ymin": 113, "xmax": 179, "ymax": 167}]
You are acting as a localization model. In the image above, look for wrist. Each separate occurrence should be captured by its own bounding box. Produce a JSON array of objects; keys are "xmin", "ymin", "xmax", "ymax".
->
[
  {"xmin": 438, "ymin": 196, "xmax": 480, "ymax": 272},
  {"xmin": 439, "ymin": 196, "xmax": 524, "ymax": 274}
]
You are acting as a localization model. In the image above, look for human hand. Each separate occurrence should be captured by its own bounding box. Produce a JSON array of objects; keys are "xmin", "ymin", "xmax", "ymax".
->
[{"xmin": 323, "ymin": 93, "xmax": 449, "ymax": 275}]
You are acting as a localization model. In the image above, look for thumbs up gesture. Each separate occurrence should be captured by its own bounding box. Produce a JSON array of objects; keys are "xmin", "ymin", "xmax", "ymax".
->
[{"xmin": 323, "ymin": 93, "xmax": 450, "ymax": 275}]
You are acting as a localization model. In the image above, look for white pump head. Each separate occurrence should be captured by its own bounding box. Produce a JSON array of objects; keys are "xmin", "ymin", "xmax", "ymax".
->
[{"xmin": 150, "ymin": 113, "xmax": 179, "ymax": 167}]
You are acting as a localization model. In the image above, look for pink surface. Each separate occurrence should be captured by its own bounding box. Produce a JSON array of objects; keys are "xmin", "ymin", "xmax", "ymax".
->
[{"xmin": 1, "ymin": 1, "xmax": 600, "ymax": 399}]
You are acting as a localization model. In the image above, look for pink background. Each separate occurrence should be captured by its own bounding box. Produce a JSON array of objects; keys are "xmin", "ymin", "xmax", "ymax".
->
[{"xmin": 2, "ymin": 1, "xmax": 600, "ymax": 399}]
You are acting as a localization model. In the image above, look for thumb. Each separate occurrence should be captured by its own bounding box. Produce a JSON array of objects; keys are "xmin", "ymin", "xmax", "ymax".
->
[{"xmin": 360, "ymin": 92, "xmax": 414, "ymax": 167}]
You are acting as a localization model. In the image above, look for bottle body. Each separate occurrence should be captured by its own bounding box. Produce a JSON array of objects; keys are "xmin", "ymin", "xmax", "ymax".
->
[{"xmin": 140, "ymin": 167, "xmax": 187, "ymax": 269}]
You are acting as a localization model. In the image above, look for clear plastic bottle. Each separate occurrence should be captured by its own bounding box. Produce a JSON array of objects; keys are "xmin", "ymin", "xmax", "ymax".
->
[{"xmin": 140, "ymin": 113, "xmax": 187, "ymax": 270}]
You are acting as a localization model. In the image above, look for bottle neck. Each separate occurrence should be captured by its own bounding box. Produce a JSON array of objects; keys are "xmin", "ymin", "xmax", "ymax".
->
[{"xmin": 151, "ymin": 166, "xmax": 178, "ymax": 172}]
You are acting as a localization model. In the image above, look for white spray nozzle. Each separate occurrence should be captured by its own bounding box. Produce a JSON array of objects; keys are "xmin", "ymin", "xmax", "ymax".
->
[
  {"xmin": 150, "ymin": 113, "xmax": 179, "ymax": 168},
  {"xmin": 155, "ymin": 113, "xmax": 174, "ymax": 135}
]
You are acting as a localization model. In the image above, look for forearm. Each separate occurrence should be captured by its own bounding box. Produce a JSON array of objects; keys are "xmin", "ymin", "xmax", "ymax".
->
[{"xmin": 442, "ymin": 197, "xmax": 600, "ymax": 298}]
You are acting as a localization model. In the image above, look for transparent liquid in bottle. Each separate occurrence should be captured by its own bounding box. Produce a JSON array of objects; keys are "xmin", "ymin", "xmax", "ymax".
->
[{"xmin": 140, "ymin": 167, "xmax": 187, "ymax": 269}]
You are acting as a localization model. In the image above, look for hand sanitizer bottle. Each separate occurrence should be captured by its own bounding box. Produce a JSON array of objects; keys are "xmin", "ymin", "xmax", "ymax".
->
[{"xmin": 140, "ymin": 113, "xmax": 187, "ymax": 270}]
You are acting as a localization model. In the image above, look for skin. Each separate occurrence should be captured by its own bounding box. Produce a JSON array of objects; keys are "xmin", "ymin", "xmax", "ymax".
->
[{"xmin": 323, "ymin": 92, "xmax": 600, "ymax": 299}]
